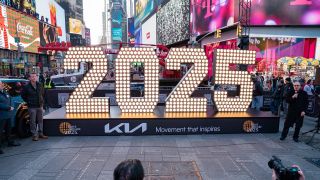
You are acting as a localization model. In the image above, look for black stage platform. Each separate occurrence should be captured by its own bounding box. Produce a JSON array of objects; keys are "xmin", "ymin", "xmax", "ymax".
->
[{"xmin": 44, "ymin": 106, "xmax": 280, "ymax": 136}]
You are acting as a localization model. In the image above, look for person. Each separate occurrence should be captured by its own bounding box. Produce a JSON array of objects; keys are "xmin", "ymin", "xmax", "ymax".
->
[
  {"xmin": 113, "ymin": 159, "xmax": 144, "ymax": 180},
  {"xmin": 270, "ymin": 80, "xmax": 284, "ymax": 115},
  {"xmin": 303, "ymin": 79, "xmax": 314, "ymax": 96},
  {"xmin": 282, "ymin": 77, "xmax": 294, "ymax": 116},
  {"xmin": 43, "ymin": 73, "xmax": 55, "ymax": 111},
  {"xmin": 271, "ymin": 164, "xmax": 305, "ymax": 180},
  {"xmin": 21, "ymin": 73, "xmax": 48, "ymax": 141},
  {"xmin": 251, "ymin": 76, "xmax": 263, "ymax": 110},
  {"xmin": 280, "ymin": 81, "xmax": 308, "ymax": 142},
  {"xmin": 0, "ymin": 80, "xmax": 21, "ymax": 154}
]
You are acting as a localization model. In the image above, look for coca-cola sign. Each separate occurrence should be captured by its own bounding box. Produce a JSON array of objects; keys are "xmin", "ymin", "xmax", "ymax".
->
[{"xmin": 17, "ymin": 22, "xmax": 34, "ymax": 36}]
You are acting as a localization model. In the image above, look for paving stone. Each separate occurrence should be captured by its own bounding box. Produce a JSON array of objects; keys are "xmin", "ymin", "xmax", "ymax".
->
[
  {"xmin": 39, "ymin": 155, "xmax": 75, "ymax": 173},
  {"xmin": 8, "ymin": 169, "xmax": 38, "ymax": 180},
  {"xmin": 54, "ymin": 170, "xmax": 79, "ymax": 180}
]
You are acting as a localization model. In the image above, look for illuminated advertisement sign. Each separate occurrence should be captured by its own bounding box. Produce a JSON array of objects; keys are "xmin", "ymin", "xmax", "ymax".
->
[
  {"xmin": 22, "ymin": 0, "xmax": 36, "ymax": 15},
  {"xmin": 190, "ymin": 0, "xmax": 235, "ymax": 36},
  {"xmin": 157, "ymin": 0, "xmax": 190, "ymax": 45},
  {"xmin": 69, "ymin": 18, "xmax": 83, "ymax": 35},
  {"xmin": 112, "ymin": 28, "xmax": 122, "ymax": 42},
  {"xmin": 128, "ymin": 17, "xmax": 135, "ymax": 43},
  {"xmin": 39, "ymin": 22, "xmax": 57, "ymax": 46},
  {"xmin": 248, "ymin": 0, "xmax": 320, "ymax": 25},
  {"xmin": 134, "ymin": 0, "xmax": 157, "ymax": 28},
  {"xmin": 35, "ymin": 0, "xmax": 66, "ymax": 41},
  {"xmin": 141, "ymin": 14, "xmax": 156, "ymax": 44},
  {"xmin": 0, "ymin": 5, "xmax": 40, "ymax": 53}
]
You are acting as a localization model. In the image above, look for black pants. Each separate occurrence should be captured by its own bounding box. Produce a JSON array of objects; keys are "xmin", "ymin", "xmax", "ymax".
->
[
  {"xmin": 0, "ymin": 118, "xmax": 12, "ymax": 148},
  {"xmin": 281, "ymin": 117, "xmax": 304, "ymax": 139}
]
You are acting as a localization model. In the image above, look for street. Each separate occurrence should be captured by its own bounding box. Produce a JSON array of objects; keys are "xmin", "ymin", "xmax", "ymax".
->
[{"xmin": 0, "ymin": 115, "xmax": 319, "ymax": 180}]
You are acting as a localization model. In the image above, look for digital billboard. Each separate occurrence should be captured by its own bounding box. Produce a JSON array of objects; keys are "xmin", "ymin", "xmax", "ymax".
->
[
  {"xmin": 248, "ymin": 0, "xmax": 320, "ymax": 25},
  {"xmin": 128, "ymin": 17, "xmax": 135, "ymax": 43},
  {"xmin": 35, "ymin": 0, "xmax": 66, "ymax": 41},
  {"xmin": 142, "ymin": 14, "xmax": 156, "ymax": 44},
  {"xmin": 157, "ymin": 0, "xmax": 190, "ymax": 45},
  {"xmin": 0, "ymin": 4, "xmax": 40, "ymax": 53},
  {"xmin": 69, "ymin": 18, "xmax": 83, "ymax": 35},
  {"xmin": 39, "ymin": 21, "xmax": 57, "ymax": 47},
  {"xmin": 22, "ymin": 0, "xmax": 37, "ymax": 15},
  {"xmin": 134, "ymin": 0, "xmax": 157, "ymax": 28},
  {"xmin": 190, "ymin": 0, "xmax": 235, "ymax": 36}
]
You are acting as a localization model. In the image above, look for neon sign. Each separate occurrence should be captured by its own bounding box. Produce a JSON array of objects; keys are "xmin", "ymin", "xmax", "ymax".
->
[{"xmin": 64, "ymin": 47, "xmax": 256, "ymax": 113}]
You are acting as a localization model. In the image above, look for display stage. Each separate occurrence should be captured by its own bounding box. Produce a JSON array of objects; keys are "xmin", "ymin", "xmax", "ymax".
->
[{"xmin": 43, "ymin": 106, "xmax": 280, "ymax": 136}]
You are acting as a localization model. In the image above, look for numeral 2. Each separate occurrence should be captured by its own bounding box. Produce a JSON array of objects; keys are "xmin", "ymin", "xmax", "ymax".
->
[
  {"xmin": 165, "ymin": 48, "xmax": 208, "ymax": 112},
  {"xmin": 64, "ymin": 47, "xmax": 109, "ymax": 113}
]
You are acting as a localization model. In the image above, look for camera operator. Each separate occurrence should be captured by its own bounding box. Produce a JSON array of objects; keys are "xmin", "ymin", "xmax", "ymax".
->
[{"xmin": 269, "ymin": 156, "xmax": 305, "ymax": 180}]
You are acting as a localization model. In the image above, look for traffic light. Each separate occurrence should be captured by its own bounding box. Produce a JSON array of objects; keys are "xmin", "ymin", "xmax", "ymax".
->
[
  {"xmin": 215, "ymin": 29, "xmax": 221, "ymax": 38},
  {"xmin": 237, "ymin": 25, "xmax": 242, "ymax": 37}
]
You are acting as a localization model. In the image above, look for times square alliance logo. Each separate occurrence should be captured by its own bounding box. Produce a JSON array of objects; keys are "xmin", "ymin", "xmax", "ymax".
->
[{"xmin": 59, "ymin": 122, "xmax": 81, "ymax": 135}]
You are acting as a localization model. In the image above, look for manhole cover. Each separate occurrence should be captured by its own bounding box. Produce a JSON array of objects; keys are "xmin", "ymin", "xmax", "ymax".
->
[
  {"xmin": 143, "ymin": 161, "xmax": 202, "ymax": 180},
  {"xmin": 304, "ymin": 158, "xmax": 320, "ymax": 168}
]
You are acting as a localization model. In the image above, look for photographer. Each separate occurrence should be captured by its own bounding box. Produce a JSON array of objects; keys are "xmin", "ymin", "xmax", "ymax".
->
[{"xmin": 269, "ymin": 156, "xmax": 305, "ymax": 180}]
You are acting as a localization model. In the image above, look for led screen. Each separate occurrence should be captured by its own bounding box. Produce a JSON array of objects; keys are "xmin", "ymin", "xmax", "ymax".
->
[
  {"xmin": 134, "ymin": 0, "xmax": 157, "ymax": 28},
  {"xmin": 190, "ymin": 0, "xmax": 235, "ymax": 36},
  {"xmin": 35, "ymin": 0, "xmax": 66, "ymax": 41},
  {"xmin": 39, "ymin": 21, "xmax": 57, "ymax": 46},
  {"xmin": 0, "ymin": 5, "xmax": 40, "ymax": 53},
  {"xmin": 157, "ymin": 0, "xmax": 190, "ymax": 45},
  {"xmin": 248, "ymin": 0, "xmax": 320, "ymax": 25}
]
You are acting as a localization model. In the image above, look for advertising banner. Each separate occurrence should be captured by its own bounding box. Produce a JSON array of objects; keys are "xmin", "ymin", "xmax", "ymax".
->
[
  {"xmin": 247, "ymin": 0, "xmax": 320, "ymax": 25},
  {"xmin": 44, "ymin": 116, "xmax": 279, "ymax": 136},
  {"xmin": 157, "ymin": 0, "xmax": 190, "ymax": 45},
  {"xmin": 39, "ymin": 21, "xmax": 57, "ymax": 47},
  {"xmin": 134, "ymin": 0, "xmax": 157, "ymax": 28},
  {"xmin": 111, "ymin": 8, "xmax": 122, "ymax": 44},
  {"xmin": 0, "ymin": 5, "xmax": 40, "ymax": 53},
  {"xmin": 112, "ymin": 28, "xmax": 122, "ymax": 42},
  {"xmin": 22, "ymin": 0, "xmax": 37, "ymax": 15},
  {"xmin": 190, "ymin": 0, "xmax": 235, "ymax": 36},
  {"xmin": 141, "ymin": 14, "xmax": 156, "ymax": 44},
  {"xmin": 69, "ymin": 18, "xmax": 82, "ymax": 35},
  {"xmin": 128, "ymin": 17, "xmax": 135, "ymax": 43},
  {"xmin": 35, "ymin": 0, "xmax": 66, "ymax": 41}
]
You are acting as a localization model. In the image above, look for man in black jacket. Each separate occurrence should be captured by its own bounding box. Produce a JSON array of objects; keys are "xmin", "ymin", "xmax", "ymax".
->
[
  {"xmin": 280, "ymin": 81, "xmax": 308, "ymax": 142},
  {"xmin": 21, "ymin": 73, "xmax": 48, "ymax": 141}
]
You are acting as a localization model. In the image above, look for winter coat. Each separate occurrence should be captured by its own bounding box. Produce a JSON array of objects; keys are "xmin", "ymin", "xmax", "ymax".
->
[
  {"xmin": 0, "ymin": 90, "xmax": 13, "ymax": 120},
  {"xmin": 21, "ymin": 82, "xmax": 44, "ymax": 108},
  {"xmin": 286, "ymin": 90, "xmax": 308, "ymax": 128}
]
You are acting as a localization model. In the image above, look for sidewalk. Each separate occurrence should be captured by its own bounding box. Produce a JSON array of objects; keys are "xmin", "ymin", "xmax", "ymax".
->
[{"xmin": 0, "ymin": 115, "xmax": 319, "ymax": 180}]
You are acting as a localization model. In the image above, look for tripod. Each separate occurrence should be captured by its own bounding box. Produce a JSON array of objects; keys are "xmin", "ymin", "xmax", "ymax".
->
[{"xmin": 302, "ymin": 116, "xmax": 320, "ymax": 144}]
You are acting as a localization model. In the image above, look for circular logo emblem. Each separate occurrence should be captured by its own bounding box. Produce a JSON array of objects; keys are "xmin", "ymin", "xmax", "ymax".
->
[
  {"xmin": 70, "ymin": 76, "xmax": 77, "ymax": 83},
  {"xmin": 59, "ymin": 122, "xmax": 71, "ymax": 135},
  {"xmin": 243, "ymin": 120, "xmax": 254, "ymax": 133}
]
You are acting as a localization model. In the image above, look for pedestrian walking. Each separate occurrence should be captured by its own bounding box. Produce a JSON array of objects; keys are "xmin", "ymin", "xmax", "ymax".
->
[
  {"xmin": 303, "ymin": 79, "xmax": 315, "ymax": 96},
  {"xmin": 21, "ymin": 73, "xmax": 48, "ymax": 141},
  {"xmin": 280, "ymin": 81, "xmax": 308, "ymax": 142},
  {"xmin": 251, "ymin": 76, "xmax": 263, "ymax": 110},
  {"xmin": 282, "ymin": 77, "xmax": 294, "ymax": 116},
  {"xmin": 270, "ymin": 80, "xmax": 284, "ymax": 115},
  {"xmin": 0, "ymin": 80, "xmax": 21, "ymax": 154}
]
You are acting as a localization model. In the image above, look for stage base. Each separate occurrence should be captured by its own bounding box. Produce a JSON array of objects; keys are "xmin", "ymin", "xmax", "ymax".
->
[{"xmin": 44, "ymin": 106, "xmax": 279, "ymax": 136}]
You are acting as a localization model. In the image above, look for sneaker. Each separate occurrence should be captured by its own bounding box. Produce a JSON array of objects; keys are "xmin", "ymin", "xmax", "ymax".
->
[
  {"xmin": 39, "ymin": 134, "xmax": 48, "ymax": 139},
  {"xmin": 8, "ymin": 141, "xmax": 21, "ymax": 147},
  {"xmin": 293, "ymin": 138, "xmax": 299, "ymax": 143},
  {"xmin": 32, "ymin": 136, "xmax": 39, "ymax": 141},
  {"xmin": 280, "ymin": 137, "xmax": 286, "ymax": 141}
]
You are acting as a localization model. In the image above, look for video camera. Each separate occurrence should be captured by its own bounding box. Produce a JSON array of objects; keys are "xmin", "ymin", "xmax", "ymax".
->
[{"xmin": 268, "ymin": 156, "xmax": 300, "ymax": 180}]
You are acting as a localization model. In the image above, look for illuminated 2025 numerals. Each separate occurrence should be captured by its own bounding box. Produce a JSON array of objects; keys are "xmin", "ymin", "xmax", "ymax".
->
[{"xmin": 63, "ymin": 47, "xmax": 256, "ymax": 113}]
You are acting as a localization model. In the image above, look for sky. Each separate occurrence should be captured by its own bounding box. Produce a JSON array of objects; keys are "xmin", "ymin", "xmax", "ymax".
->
[{"xmin": 83, "ymin": 0, "xmax": 105, "ymax": 45}]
